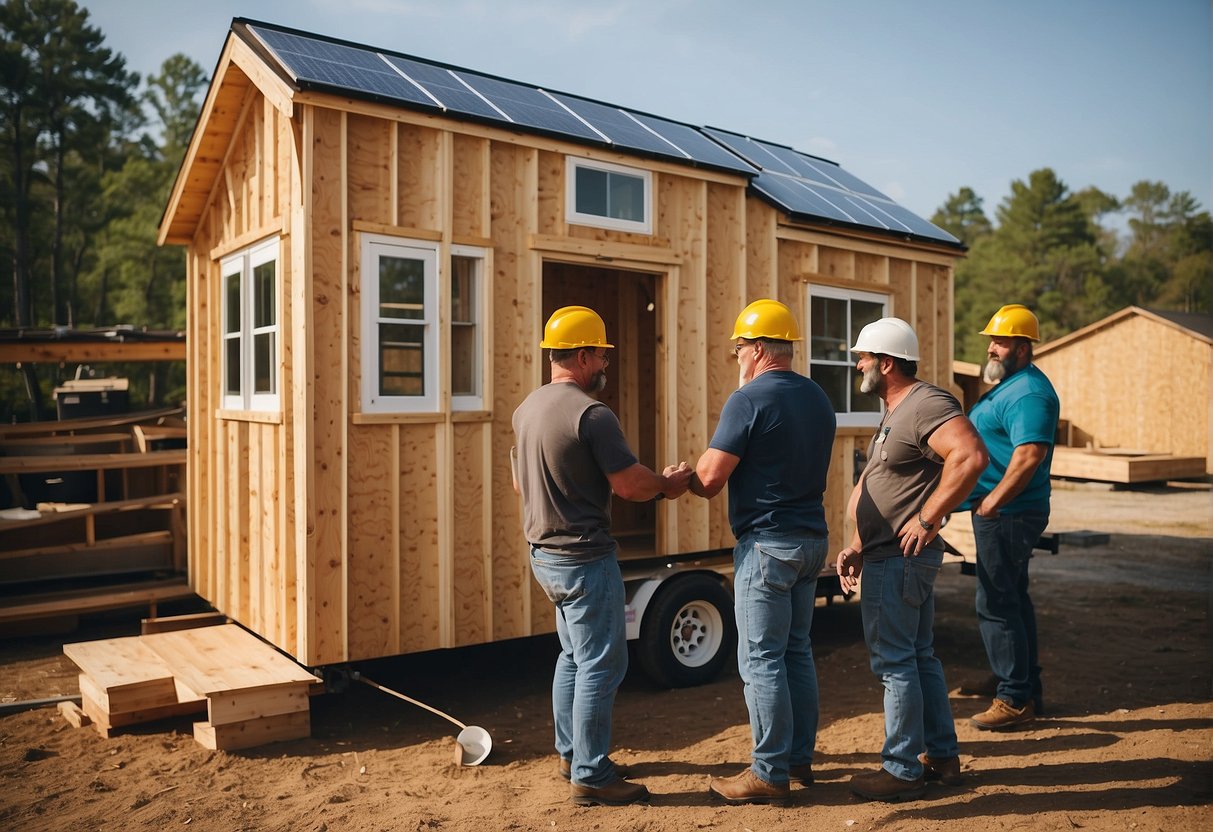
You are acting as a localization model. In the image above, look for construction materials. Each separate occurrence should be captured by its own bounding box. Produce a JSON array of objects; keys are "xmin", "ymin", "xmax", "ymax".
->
[
  {"xmin": 354, "ymin": 672, "xmax": 492, "ymax": 766},
  {"xmin": 63, "ymin": 624, "xmax": 319, "ymax": 751}
]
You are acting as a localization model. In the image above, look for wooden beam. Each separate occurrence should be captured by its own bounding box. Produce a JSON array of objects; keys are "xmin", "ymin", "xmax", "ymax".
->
[
  {"xmin": 0, "ymin": 341, "xmax": 185, "ymax": 364},
  {"xmin": 0, "ymin": 449, "xmax": 185, "ymax": 475}
]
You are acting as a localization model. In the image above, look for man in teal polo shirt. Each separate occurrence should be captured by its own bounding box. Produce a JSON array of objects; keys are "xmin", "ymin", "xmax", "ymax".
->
[{"xmin": 962, "ymin": 304, "xmax": 1059, "ymax": 730}]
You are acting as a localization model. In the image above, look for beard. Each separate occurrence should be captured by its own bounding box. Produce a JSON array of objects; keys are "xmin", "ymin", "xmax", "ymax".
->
[
  {"xmin": 983, "ymin": 356, "xmax": 1011, "ymax": 383},
  {"xmin": 859, "ymin": 363, "xmax": 882, "ymax": 394},
  {"xmin": 590, "ymin": 371, "xmax": 607, "ymax": 394}
]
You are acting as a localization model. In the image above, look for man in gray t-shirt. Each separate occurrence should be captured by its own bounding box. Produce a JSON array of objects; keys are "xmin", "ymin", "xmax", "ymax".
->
[
  {"xmin": 834, "ymin": 317, "xmax": 987, "ymax": 802},
  {"xmin": 512, "ymin": 305, "xmax": 690, "ymax": 807}
]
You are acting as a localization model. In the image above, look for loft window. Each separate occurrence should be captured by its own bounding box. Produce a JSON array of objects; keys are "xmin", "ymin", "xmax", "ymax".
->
[
  {"xmin": 360, "ymin": 234, "xmax": 488, "ymax": 413},
  {"xmin": 221, "ymin": 237, "xmax": 279, "ymax": 412},
  {"xmin": 566, "ymin": 157, "xmax": 652, "ymax": 234},
  {"xmin": 807, "ymin": 285, "xmax": 888, "ymax": 427}
]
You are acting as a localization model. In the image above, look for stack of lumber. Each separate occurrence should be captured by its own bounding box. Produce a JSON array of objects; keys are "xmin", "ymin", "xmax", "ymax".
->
[
  {"xmin": 0, "ymin": 408, "xmax": 190, "ymax": 624},
  {"xmin": 63, "ymin": 624, "xmax": 319, "ymax": 751}
]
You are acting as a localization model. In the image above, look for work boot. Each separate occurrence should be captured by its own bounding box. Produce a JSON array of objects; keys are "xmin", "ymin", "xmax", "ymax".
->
[
  {"xmin": 789, "ymin": 763, "xmax": 814, "ymax": 786},
  {"xmin": 558, "ymin": 757, "xmax": 631, "ymax": 780},
  {"xmin": 849, "ymin": 768, "xmax": 926, "ymax": 802},
  {"xmin": 970, "ymin": 697, "xmax": 1036, "ymax": 730},
  {"xmin": 569, "ymin": 777, "xmax": 650, "ymax": 806},
  {"xmin": 917, "ymin": 753, "xmax": 963, "ymax": 786},
  {"xmin": 708, "ymin": 769, "xmax": 791, "ymax": 806}
]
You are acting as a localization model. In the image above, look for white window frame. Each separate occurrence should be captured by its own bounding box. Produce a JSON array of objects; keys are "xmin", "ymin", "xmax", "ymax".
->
[
  {"xmin": 360, "ymin": 234, "xmax": 439, "ymax": 413},
  {"xmin": 807, "ymin": 284, "xmax": 890, "ymax": 428},
  {"xmin": 449, "ymin": 244, "xmax": 487, "ymax": 411},
  {"xmin": 565, "ymin": 156, "xmax": 653, "ymax": 234},
  {"xmin": 220, "ymin": 237, "xmax": 280, "ymax": 413}
]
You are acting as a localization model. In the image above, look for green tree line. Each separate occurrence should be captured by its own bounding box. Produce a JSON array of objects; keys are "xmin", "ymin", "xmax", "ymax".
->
[
  {"xmin": 3, "ymin": 1, "xmax": 1210, "ymax": 422},
  {"xmin": 937, "ymin": 172, "xmax": 1212, "ymax": 362},
  {"xmin": 1, "ymin": 0, "xmax": 205, "ymax": 421}
]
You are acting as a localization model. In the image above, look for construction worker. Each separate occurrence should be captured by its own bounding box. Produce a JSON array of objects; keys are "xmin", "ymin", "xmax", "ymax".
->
[
  {"xmin": 962, "ymin": 304, "xmax": 1059, "ymax": 730},
  {"xmin": 835, "ymin": 317, "xmax": 987, "ymax": 801},
  {"xmin": 512, "ymin": 305, "xmax": 692, "ymax": 806},
  {"xmin": 689, "ymin": 299, "xmax": 836, "ymax": 806}
]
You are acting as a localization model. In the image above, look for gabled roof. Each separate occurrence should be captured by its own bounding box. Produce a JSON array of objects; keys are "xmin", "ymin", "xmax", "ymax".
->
[
  {"xmin": 161, "ymin": 18, "xmax": 962, "ymax": 250},
  {"xmin": 1036, "ymin": 305, "xmax": 1213, "ymax": 356}
]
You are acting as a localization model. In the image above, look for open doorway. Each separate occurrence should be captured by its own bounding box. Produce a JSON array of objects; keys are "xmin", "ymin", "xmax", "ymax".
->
[{"xmin": 542, "ymin": 261, "xmax": 660, "ymax": 559}]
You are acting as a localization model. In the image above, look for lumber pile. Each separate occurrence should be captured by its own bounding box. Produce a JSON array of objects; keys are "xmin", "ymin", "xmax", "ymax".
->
[{"xmin": 63, "ymin": 624, "xmax": 319, "ymax": 751}]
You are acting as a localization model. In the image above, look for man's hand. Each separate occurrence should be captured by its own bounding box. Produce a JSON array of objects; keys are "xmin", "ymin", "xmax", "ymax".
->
[
  {"xmin": 975, "ymin": 495, "xmax": 1000, "ymax": 518},
  {"xmin": 836, "ymin": 546, "xmax": 863, "ymax": 593},
  {"xmin": 896, "ymin": 517, "xmax": 940, "ymax": 557},
  {"xmin": 662, "ymin": 462, "xmax": 693, "ymax": 499}
]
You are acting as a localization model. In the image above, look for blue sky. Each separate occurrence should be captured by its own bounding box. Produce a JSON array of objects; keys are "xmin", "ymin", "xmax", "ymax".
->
[{"xmin": 82, "ymin": 0, "xmax": 1211, "ymax": 225}]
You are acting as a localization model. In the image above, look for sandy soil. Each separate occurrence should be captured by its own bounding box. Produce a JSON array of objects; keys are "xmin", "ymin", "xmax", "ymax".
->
[{"xmin": 1, "ymin": 482, "xmax": 1210, "ymax": 832}]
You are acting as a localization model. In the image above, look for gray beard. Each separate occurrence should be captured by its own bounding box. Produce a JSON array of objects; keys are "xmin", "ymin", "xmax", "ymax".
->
[
  {"xmin": 591, "ymin": 372, "xmax": 607, "ymax": 394},
  {"xmin": 983, "ymin": 357, "xmax": 1009, "ymax": 384},
  {"xmin": 859, "ymin": 364, "xmax": 881, "ymax": 394}
]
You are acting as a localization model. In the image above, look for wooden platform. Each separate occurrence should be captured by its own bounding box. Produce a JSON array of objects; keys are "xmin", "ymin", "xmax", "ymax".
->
[
  {"xmin": 63, "ymin": 624, "xmax": 318, "ymax": 750},
  {"xmin": 1051, "ymin": 447, "xmax": 1207, "ymax": 483}
]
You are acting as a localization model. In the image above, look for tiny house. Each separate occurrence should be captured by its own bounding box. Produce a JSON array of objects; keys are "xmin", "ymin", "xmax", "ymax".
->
[{"xmin": 159, "ymin": 19, "xmax": 964, "ymax": 669}]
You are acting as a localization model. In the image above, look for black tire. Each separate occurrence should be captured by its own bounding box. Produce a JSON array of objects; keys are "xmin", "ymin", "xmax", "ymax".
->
[{"xmin": 636, "ymin": 573, "xmax": 736, "ymax": 688}]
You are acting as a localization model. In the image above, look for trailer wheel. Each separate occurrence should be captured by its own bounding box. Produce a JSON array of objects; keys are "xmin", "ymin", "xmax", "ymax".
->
[{"xmin": 636, "ymin": 574, "xmax": 735, "ymax": 688}]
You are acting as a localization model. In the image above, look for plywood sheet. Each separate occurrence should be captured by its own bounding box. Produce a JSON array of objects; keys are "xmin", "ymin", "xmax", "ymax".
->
[{"xmin": 142, "ymin": 624, "xmax": 317, "ymax": 697}]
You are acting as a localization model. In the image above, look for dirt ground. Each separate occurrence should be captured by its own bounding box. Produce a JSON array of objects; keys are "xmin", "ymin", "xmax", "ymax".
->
[{"xmin": 2, "ymin": 481, "xmax": 1210, "ymax": 832}]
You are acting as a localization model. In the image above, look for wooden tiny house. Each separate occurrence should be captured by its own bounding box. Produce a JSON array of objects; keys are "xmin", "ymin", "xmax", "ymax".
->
[{"xmin": 159, "ymin": 19, "xmax": 964, "ymax": 668}]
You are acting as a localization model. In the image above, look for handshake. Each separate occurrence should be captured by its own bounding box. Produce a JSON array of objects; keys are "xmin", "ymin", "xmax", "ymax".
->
[{"xmin": 659, "ymin": 461, "xmax": 694, "ymax": 499}]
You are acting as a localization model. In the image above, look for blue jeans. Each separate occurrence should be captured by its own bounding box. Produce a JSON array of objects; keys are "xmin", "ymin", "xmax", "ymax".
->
[
  {"xmin": 860, "ymin": 550, "xmax": 958, "ymax": 780},
  {"xmin": 972, "ymin": 510, "xmax": 1048, "ymax": 708},
  {"xmin": 733, "ymin": 532, "xmax": 829, "ymax": 786},
  {"xmin": 529, "ymin": 547, "xmax": 628, "ymax": 787}
]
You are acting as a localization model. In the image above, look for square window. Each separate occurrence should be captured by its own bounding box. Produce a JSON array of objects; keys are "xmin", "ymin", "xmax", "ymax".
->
[
  {"xmin": 220, "ymin": 239, "xmax": 279, "ymax": 412},
  {"xmin": 807, "ymin": 285, "xmax": 889, "ymax": 426},
  {"xmin": 566, "ymin": 157, "xmax": 652, "ymax": 234}
]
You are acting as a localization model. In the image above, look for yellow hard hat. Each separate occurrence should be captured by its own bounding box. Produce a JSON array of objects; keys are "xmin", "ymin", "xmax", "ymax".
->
[
  {"xmin": 540, "ymin": 305, "xmax": 614, "ymax": 349},
  {"xmin": 730, "ymin": 298, "xmax": 802, "ymax": 341},
  {"xmin": 980, "ymin": 304, "xmax": 1040, "ymax": 341}
]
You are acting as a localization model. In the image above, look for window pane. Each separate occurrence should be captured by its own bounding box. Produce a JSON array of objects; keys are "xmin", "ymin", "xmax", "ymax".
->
[
  {"xmin": 224, "ymin": 272, "xmax": 241, "ymax": 334},
  {"xmin": 851, "ymin": 300, "xmax": 884, "ymax": 344},
  {"xmin": 810, "ymin": 296, "xmax": 849, "ymax": 361},
  {"xmin": 254, "ymin": 332, "xmax": 274, "ymax": 394},
  {"xmin": 575, "ymin": 166, "xmax": 608, "ymax": 216},
  {"xmin": 379, "ymin": 255, "xmax": 425, "ymax": 320},
  {"xmin": 380, "ymin": 322, "xmax": 425, "ymax": 396},
  {"xmin": 451, "ymin": 256, "xmax": 475, "ymax": 323},
  {"xmin": 253, "ymin": 261, "xmax": 276, "ymax": 328},
  {"xmin": 608, "ymin": 172, "xmax": 645, "ymax": 221},
  {"xmin": 813, "ymin": 364, "xmax": 850, "ymax": 413},
  {"xmin": 225, "ymin": 337, "xmax": 241, "ymax": 395},
  {"xmin": 452, "ymin": 323, "xmax": 475, "ymax": 396}
]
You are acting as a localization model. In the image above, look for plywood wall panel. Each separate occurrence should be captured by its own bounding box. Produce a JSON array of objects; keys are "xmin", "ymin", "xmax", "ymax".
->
[
  {"xmin": 397, "ymin": 423, "xmax": 442, "ymax": 652},
  {"xmin": 489, "ymin": 143, "xmax": 537, "ymax": 641},
  {"xmin": 452, "ymin": 134, "xmax": 490, "ymax": 239},
  {"xmin": 451, "ymin": 421, "xmax": 489, "ymax": 646},
  {"xmin": 346, "ymin": 114, "xmax": 393, "ymax": 225},
  {"xmin": 347, "ymin": 425, "xmax": 397, "ymax": 660},
  {"xmin": 535, "ymin": 150, "xmax": 563, "ymax": 236},
  {"xmin": 397, "ymin": 123, "xmax": 441, "ymax": 231},
  {"xmin": 745, "ymin": 199, "xmax": 777, "ymax": 300},
  {"xmin": 308, "ymin": 106, "xmax": 347, "ymax": 664}
]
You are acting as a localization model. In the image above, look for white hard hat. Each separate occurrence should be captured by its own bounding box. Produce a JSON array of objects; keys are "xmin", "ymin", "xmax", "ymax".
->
[{"xmin": 850, "ymin": 317, "xmax": 921, "ymax": 361}]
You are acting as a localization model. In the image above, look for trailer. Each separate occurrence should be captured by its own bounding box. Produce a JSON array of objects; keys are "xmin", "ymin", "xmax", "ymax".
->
[{"xmin": 158, "ymin": 19, "xmax": 963, "ymax": 685}]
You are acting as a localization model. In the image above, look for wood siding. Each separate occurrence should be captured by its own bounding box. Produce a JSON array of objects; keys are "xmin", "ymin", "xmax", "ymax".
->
[{"xmin": 180, "ymin": 78, "xmax": 961, "ymax": 666}]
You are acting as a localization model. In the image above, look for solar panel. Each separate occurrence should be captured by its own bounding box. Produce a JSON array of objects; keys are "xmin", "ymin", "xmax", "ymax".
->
[
  {"xmin": 381, "ymin": 56, "xmax": 505, "ymax": 120},
  {"xmin": 238, "ymin": 21, "xmax": 958, "ymax": 245}
]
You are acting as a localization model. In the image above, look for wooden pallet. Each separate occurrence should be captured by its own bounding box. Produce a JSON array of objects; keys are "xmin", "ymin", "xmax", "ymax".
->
[
  {"xmin": 63, "ymin": 623, "xmax": 318, "ymax": 750},
  {"xmin": 1051, "ymin": 447, "xmax": 1207, "ymax": 483}
]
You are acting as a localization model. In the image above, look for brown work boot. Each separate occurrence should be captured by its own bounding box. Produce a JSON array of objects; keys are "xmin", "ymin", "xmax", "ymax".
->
[
  {"xmin": 849, "ymin": 768, "xmax": 925, "ymax": 802},
  {"xmin": 569, "ymin": 777, "xmax": 650, "ymax": 806},
  {"xmin": 789, "ymin": 763, "xmax": 814, "ymax": 786},
  {"xmin": 917, "ymin": 753, "xmax": 963, "ymax": 786},
  {"xmin": 708, "ymin": 769, "xmax": 791, "ymax": 806},
  {"xmin": 558, "ymin": 757, "xmax": 632, "ymax": 780},
  {"xmin": 970, "ymin": 697, "xmax": 1036, "ymax": 731}
]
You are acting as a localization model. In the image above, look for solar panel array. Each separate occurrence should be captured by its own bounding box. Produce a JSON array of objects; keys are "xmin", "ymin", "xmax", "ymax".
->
[
  {"xmin": 239, "ymin": 20, "xmax": 959, "ymax": 247},
  {"xmin": 703, "ymin": 128, "xmax": 959, "ymax": 245}
]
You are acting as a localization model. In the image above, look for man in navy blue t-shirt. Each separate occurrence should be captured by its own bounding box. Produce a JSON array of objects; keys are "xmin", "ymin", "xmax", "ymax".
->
[{"xmin": 689, "ymin": 298, "xmax": 836, "ymax": 805}]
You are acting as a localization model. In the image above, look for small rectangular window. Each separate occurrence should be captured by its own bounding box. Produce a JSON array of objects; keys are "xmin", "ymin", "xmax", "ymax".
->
[
  {"xmin": 566, "ymin": 157, "xmax": 652, "ymax": 234},
  {"xmin": 220, "ymin": 238, "xmax": 279, "ymax": 412},
  {"xmin": 808, "ymin": 285, "xmax": 889, "ymax": 427}
]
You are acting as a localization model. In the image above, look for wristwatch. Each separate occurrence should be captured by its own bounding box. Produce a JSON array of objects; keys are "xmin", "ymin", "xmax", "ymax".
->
[{"xmin": 917, "ymin": 511, "xmax": 935, "ymax": 531}]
